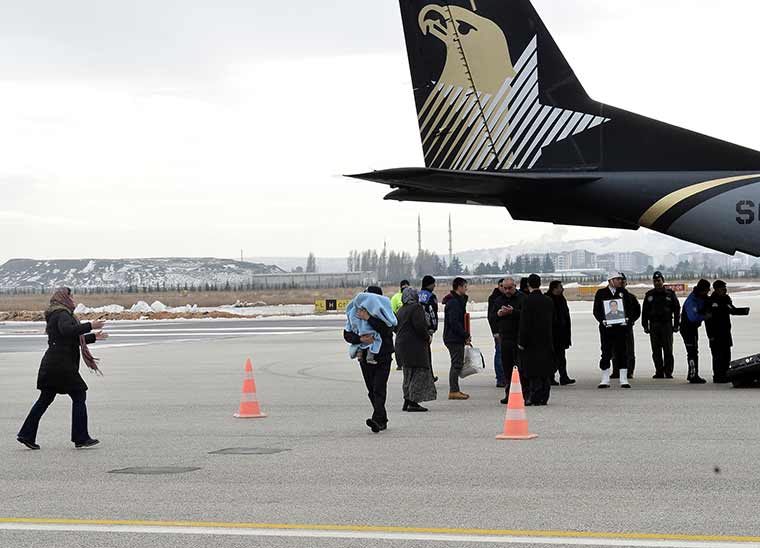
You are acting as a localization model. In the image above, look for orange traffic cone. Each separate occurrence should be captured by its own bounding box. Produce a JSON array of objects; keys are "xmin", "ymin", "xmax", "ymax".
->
[
  {"xmin": 496, "ymin": 366, "xmax": 537, "ymax": 440},
  {"xmin": 234, "ymin": 358, "xmax": 267, "ymax": 419}
]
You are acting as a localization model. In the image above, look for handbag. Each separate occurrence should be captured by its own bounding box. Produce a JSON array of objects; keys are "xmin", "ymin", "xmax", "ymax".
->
[{"xmin": 460, "ymin": 346, "xmax": 484, "ymax": 378}]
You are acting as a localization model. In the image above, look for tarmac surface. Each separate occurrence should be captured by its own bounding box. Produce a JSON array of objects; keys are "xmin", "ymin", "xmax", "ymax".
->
[{"xmin": 1, "ymin": 293, "xmax": 760, "ymax": 547}]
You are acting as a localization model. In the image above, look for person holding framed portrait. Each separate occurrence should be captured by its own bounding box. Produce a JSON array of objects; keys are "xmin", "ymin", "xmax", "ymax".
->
[{"xmin": 593, "ymin": 273, "xmax": 631, "ymax": 389}]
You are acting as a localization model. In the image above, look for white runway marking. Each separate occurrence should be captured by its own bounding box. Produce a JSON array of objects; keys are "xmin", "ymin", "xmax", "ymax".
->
[
  {"xmin": 0, "ymin": 331, "xmax": 309, "ymax": 338},
  {"xmin": 1, "ymin": 522, "xmax": 759, "ymax": 547}
]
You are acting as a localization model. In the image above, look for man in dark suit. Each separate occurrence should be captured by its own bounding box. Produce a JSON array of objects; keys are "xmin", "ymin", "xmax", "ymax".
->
[{"xmin": 518, "ymin": 274, "xmax": 555, "ymax": 406}]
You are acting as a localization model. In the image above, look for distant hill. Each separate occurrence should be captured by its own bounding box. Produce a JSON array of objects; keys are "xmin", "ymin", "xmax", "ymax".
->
[
  {"xmin": 245, "ymin": 256, "xmax": 348, "ymax": 273},
  {"xmin": 0, "ymin": 258, "xmax": 285, "ymax": 290}
]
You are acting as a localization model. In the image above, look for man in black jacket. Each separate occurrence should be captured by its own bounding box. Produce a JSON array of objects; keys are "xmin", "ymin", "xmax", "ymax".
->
[
  {"xmin": 487, "ymin": 279, "xmax": 507, "ymax": 388},
  {"xmin": 642, "ymin": 271, "xmax": 680, "ymax": 378},
  {"xmin": 518, "ymin": 274, "xmax": 555, "ymax": 405},
  {"xmin": 706, "ymin": 280, "xmax": 750, "ymax": 383},
  {"xmin": 443, "ymin": 277, "xmax": 471, "ymax": 400},
  {"xmin": 343, "ymin": 286, "xmax": 395, "ymax": 433},
  {"xmin": 547, "ymin": 280, "xmax": 575, "ymax": 386},
  {"xmin": 490, "ymin": 278, "xmax": 526, "ymax": 404},
  {"xmin": 594, "ymin": 273, "xmax": 631, "ymax": 389},
  {"xmin": 612, "ymin": 273, "xmax": 641, "ymax": 379}
]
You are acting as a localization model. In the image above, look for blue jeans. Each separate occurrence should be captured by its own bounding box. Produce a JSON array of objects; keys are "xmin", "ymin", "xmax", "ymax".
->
[
  {"xmin": 494, "ymin": 338, "xmax": 506, "ymax": 384},
  {"xmin": 18, "ymin": 390, "xmax": 90, "ymax": 444}
]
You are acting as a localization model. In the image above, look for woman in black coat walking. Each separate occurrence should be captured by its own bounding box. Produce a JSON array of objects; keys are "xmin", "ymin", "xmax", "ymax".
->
[
  {"xmin": 17, "ymin": 287, "xmax": 108, "ymax": 450},
  {"xmin": 395, "ymin": 288, "xmax": 437, "ymax": 412}
]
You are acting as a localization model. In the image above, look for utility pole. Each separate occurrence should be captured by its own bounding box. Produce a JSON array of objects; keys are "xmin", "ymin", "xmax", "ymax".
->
[
  {"xmin": 417, "ymin": 214, "xmax": 422, "ymax": 255},
  {"xmin": 448, "ymin": 214, "xmax": 453, "ymax": 263},
  {"xmin": 240, "ymin": 250, "xmax": 244, "ymax": 262}
]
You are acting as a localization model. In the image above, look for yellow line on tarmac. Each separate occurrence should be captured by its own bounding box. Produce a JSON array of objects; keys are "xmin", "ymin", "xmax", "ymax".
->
[{"xmin": 1, "ymin": 518, "xmax": 760, "ymax": 543}]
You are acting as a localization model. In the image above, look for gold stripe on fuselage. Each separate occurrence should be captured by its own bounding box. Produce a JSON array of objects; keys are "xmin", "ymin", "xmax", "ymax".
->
[{"xmin": 638, "ymin": 173, "xmax": 760, "ymax": 228}]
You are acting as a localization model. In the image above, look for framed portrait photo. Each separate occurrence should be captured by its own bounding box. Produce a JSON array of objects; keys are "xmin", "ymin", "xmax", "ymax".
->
[{"xmin": 604, "ymin": 298, "xmax": 626, "ymax": 325}]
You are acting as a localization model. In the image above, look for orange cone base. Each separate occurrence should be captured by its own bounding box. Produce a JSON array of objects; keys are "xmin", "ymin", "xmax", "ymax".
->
[
  {"xmin": 496, "ymin": 433, "xmax": 537, "ymax": 440},
  {"xmin": 234, "ymin": 412, "xmax": 267, "ymax": 419}
]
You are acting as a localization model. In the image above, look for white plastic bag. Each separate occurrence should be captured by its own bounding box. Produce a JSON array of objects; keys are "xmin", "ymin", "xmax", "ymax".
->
[{"xmin": 460, "ymin": 346, "xmax": 484, "ymax": 378}]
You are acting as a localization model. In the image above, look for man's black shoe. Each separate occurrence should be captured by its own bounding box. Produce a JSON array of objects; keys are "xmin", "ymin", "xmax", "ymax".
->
[
  {"xmin": 366, "ymin": 419, "xmax": 381, "ymax": 433},
  {"xmin": 433, "ymin": 376, "xmax": 439, "ymax": 383},
  {"xmin": 75, "ymin": 438, "xmax": 100, "ymax": 449},
  {"xmin": 496, "ymin": 382, "xmax": 506, "ymax": 388},
  {"xmin": 665, "ymin": 374, "xmax": 674, "ymax": 379},
  {"xmin": 500, "ymin": 397, "xmax": 509, "ymax": 405},
  {"xmin": 560, "ymin": 378, "xmax": 576, "ymax": 386},
  {"xmin": 688, "ymin": 376, "xmax": 707, "ymax": 385},
  {"xmin": 17, "ymin": 437, "xmax": 40, "ymax": 450},
  {"xmin": 550, "ymin": 379, "xmax": 560, "ymax": 386},
  {"xmin": 652, "ymin": 373, "xmax": 665, "ymax": 379},
  {"xmin": 621, "ymin": 383, "xmax": 632, "ymax": 389}
]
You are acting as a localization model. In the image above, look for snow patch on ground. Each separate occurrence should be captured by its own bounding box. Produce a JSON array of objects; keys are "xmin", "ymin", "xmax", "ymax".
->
[{"xmin": 74, "ymin": 303, "xmax": 125, "ymax": 314}]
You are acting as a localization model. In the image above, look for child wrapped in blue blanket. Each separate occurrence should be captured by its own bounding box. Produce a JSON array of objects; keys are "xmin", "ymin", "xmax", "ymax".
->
[{"xmin": 345, "ymin": 292, "xmax": 397, "ymax": 364}]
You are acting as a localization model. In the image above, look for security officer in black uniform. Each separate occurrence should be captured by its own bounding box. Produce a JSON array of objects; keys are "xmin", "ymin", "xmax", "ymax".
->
[
  {"xmin": 641, "ymin": 271, "xmax": 680, "ymax": 379},
  {"xmin": 705, "ymin": 280, "xmax": 750, "ymax": 383}
]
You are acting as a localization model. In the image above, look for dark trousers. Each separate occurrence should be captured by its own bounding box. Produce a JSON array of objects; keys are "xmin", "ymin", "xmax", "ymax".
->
[
  {"xmin": 649, "ymin": 322, "xmax": 675, "ymax": 376},
  {"xmin": 710, "ymin": 340, "xmax": 732, "ymax": 380},
  {"xmin": 681, "ymin": 327, "xmax": 700, "ymax": 379},
  {"xmin": 18, "ymin": 390, "xmax": 89, "ymax": 444},
  {"xmin": 528, "ymin": 375, "xmax": 552, "ymax": 405},
  {"xmin": 446, "ymin": 344, "xmax": 465, "ymax": 393},
  {"xmin": 359, "ymin": 357, "xmax": 391, "ymax": 425},
  {"xmin": 553, "ymin": 348, "xmax": 570, "ymax": 381},
  {"xmin": 612, "ymin": 328, "xmax": 636, "ymax": 375},
  {"xmin": 599, "ymin": 326, "xmax": 627, "ymax": 371},
  {"xmin": 500, "ymin": 339, "xmax": 526, "ymax": 399}
]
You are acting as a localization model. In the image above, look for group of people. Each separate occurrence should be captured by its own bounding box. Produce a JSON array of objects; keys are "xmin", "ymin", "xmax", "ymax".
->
[
  {"xmin": 15, "ymin": 275, "xmax": 748, "ymax": 446},
  {"xmin": 345, "ymin": 270, "xmax": 751, "ymax": 433},
  {"xmin": 594, "ymin": 271, "xmax": 749, "ymax": 388},
  {"xmin": 344, "ymin": 273, "xmax": 573, "ymax": 433}
]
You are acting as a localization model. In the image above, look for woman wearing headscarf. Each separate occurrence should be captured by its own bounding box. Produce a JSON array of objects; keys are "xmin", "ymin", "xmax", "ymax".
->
[
  {"xmin": 17, "ymin": 287, "xmax": 108, "ymax": 450},
  {"xmin": 395, "ymin": 287, "xmax": 437, "ymax": 412}
]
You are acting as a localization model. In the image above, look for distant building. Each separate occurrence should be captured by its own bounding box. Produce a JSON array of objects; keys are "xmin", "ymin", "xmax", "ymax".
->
[
  {"xmin": 660, "ymin": 253, "xmax": 679, "ymax": 268},
  {"xmin": 596, "ymin": 253, "xmax": 617, "ymax": 273},
  {"xmin": 678, "ymin": 252, "xmax": 730, "ymax": 271},
  {"xmin": 595, "ymin": 252, "xmax": 653, "ymax": 274}
]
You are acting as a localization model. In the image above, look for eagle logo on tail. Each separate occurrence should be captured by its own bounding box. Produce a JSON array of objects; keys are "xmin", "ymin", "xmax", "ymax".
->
[{"xmin": 416, "ymin": 4, "xmax": 610, "ymax": 171}]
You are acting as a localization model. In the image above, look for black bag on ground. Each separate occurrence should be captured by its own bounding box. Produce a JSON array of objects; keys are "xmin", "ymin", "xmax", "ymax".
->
[{"xmin": 727, "ymin": 354, "xmax": 760, "ymax": 388}]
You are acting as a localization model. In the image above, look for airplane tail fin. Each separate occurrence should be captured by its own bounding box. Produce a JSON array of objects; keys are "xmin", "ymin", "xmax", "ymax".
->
[
  {"xmin": 399, "ymin": 0, "xmax": 607, "ymax": 172},
  {"xmin": 399, "ymin": 0, "xmax": 760, "ymax": 173}
]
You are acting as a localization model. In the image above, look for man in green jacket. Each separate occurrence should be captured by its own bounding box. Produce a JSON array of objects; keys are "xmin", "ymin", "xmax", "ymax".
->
[{"xmin": 391, "ymin": 280, "xmax": 410, "ymax": 315}]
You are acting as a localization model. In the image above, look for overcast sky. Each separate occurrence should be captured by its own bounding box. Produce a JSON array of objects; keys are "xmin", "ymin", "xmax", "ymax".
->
[{"xmin": 2, "ymin": 0, "xmax": 760, "ymax": 263}]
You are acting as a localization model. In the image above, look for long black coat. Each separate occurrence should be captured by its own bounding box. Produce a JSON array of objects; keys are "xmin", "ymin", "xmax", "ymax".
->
[
  {"xmin": 518, "ymin": 291, "xmax": 555, "ymax": 377},
  {"xmin": 547, "ymin": 292, "xmax": 571, "ymax": 350},
  {"xmin": 394, "ymin": 303, "xmax": 431, "ymax": 369},
  {"xmin": 37, "ymin": 309, "xmax": 96, "ymax": 393}
]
